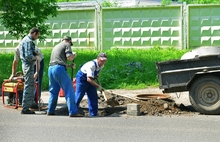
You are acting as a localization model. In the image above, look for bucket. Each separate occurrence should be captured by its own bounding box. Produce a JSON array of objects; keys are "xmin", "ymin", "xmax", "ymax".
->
[{"xmin": 59, "ymin": 78, "xmax": 76, "ymax": 97}]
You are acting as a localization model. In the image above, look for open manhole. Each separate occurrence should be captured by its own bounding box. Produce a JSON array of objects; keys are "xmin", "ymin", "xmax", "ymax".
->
[{"xmin": 135, "ymin": 94, "xmax": 170, "ymax": 101}]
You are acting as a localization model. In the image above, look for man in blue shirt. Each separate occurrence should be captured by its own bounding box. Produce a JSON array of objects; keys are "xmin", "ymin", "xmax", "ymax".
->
[{"xmin": 19, "ymin": 27, "xmax": 41, "ymax": 114}]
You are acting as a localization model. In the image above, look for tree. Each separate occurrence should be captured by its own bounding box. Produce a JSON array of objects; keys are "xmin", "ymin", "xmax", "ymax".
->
[
  {"xmin": 0, "ymin": 0, "xmax": 59, "ymax": 41},
  {"xmin": 180, "ymin": 0, "xmax": 220, "ymax": 4},
  {"xmin": 161, "ymin": 0, "xmax": 220, "ymax": 5}
]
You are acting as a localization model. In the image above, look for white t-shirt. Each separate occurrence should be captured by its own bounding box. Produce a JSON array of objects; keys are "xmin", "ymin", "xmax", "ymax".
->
[{"xmin": 80, "ymin": 59, "xmax": 104, "ymax": 78}]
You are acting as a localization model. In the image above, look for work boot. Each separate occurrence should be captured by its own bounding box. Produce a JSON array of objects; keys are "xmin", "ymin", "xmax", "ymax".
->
[
  {"xmin": 69, "ymin": 113, "xmax": 84, "ymax": 117},
  {"xmin": 21, "ymin": 109, "xmax": 35, "ymax": 114},
  {"xmin": 29, "ymin": 103, "xmax": 39, "ymax": 109}
]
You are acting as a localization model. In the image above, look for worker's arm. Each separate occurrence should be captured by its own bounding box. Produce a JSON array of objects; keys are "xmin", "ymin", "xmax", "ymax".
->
[
  {"xmin": 66, "ymin": 52, "xmax": 77, "ymax": 68},
  {"xmin": 66, "ymin": 52, "xmax": 76, "ymax": 61},
  {"xmin": 87, "ymin": 77, "xmax": 100, "ymax": 88},
  {"xmin": 9, "ymin": 60, "xmax": 18, "ymax": 80},
  {"xmin": 67, "ymin": 54, "xmax": 74, "ymax": 61},
  {"xmin": 12, "ymin": 60, "xmax": 18, "ymax": 75},
  {"xmin": 87, "ymin": 76, "xmax": 104, "ymax": 92},
  {"xmin": 65, "ymin": 43, "xmax": 76, "ymax": 61},
  {"xmin": 9, "ymin": 47, "xmax": 20, "ymax": 80},
  {"xmin": 34, "ymin": 60, "xmax": 40, "ymax": 80}
]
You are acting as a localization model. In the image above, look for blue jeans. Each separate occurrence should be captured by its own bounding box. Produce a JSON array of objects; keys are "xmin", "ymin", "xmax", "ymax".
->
[{"xmin": 47, "ymin": 65, "xmax": 78, "ymax": 115}]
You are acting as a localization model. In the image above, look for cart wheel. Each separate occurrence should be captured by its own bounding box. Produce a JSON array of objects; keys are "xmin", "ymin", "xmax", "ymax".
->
[{"xmin": 189, "ymin": 75, "xmax": 220, "ymax": 115}]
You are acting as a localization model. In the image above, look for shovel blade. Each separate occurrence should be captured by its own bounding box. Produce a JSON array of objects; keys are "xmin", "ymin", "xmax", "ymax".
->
[
  {"xmin": 103, "ymin": 90, "xmax": 120, "ymax": 107},
  {"xmin": 106, "ymin": 99, "xmax": 119, "ymax": 107}
]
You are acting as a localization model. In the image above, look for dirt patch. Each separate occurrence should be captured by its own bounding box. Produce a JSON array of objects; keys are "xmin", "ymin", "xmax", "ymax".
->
[
  {"xmin": 54, "ymin": 89, "xmax": 197, "ymax": 117},
  {"xmin": 1, "ymin": 87, "xmax": 197, "ymax": 116},
  {"xmin": 138, "ymin": 99, "xmax": 195, "ymax": 116}
]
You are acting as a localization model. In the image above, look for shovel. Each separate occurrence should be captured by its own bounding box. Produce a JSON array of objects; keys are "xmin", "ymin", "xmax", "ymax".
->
[
  {"xmin": 95, "ymin": 78, "xmax": 119, "ymax": 107},
  {"xmin": 71, "ymin": 59, "xmax": 74, "ymax": 81},
  {"xmin": 35, "ymin": 60, "xmax": 46, "ymax": 115}
]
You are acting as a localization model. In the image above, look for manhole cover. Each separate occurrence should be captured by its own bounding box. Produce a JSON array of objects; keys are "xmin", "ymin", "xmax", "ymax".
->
[{"xmin": 136, "ymin": 94, "xmax": 170, "ymax": 101}]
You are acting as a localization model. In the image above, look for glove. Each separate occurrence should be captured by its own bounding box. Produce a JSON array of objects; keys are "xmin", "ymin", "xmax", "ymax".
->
[
  {"xmin": 67, "ymin": 63, "xmax": 76, "ymax": 69},
  {"xmin": 97, "ymin": 86, "xmax": 104, "ymax": 92},
  {"xmin": 35, "ymin": 55, "xmax": 41, "ymax": 61}
]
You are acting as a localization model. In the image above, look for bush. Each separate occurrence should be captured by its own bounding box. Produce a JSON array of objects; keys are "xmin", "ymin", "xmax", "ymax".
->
[{"xmin": 0, "ymin": 47, "xmax": 188, "ymax": 90}]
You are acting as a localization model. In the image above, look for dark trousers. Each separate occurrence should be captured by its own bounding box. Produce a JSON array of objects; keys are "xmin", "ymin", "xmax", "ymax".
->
[{"xmin": 34, "ymin": 59, "xmax": 44, "ymax": 101}]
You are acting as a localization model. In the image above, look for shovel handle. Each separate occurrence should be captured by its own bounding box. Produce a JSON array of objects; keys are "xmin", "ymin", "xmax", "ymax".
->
[
  {"xmin": 71, "ymin": 60, "xmax": 74, "ymax": 81},
  {"xmin": 96, "ymin": 78, "xmax": 100, "ymax": 85},
  {"xmin": 95, "ymin": 78, "xmax": 106, "ymax": 90},
  {"xmin": 95, "ymin": 78, "xmax": 108, "ymax": 100}
]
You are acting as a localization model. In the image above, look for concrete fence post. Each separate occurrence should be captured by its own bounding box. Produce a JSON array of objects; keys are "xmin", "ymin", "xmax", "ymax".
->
[
  {"xmin": 95, "ymin": 5, "xmax": 102, "ymax": 51},
  {"xmin": 182, "ymin": 2, "xmax": 188, "ymax": 49}
]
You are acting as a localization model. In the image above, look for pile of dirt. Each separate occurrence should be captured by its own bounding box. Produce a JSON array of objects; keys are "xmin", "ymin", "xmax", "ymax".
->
[
  {"xmin": 54, "ymin": 91, "xmax": 196, "ymax": 117},
  {"xmin": 138, "ymin": 99, "xmax": 195, "ymax": 116}
]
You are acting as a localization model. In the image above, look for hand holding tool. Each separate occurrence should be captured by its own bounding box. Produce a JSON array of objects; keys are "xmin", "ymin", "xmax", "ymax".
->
[
  {"xmin": 66, "ymin": 63, "xmax": 75, "ymax": 68},
  {"xmin": 98, "ymin": 86, "xmax": 104, "ymax": 92},
  {"xmin": 95, "ymin": 78, "xmax": 119, "ymax": 107}
]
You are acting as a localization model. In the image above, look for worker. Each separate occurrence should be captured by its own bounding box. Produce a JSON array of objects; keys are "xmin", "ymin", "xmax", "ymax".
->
[
  {"xmin": 47, "ymin": 36, "xmax": 83, "ymax": 117},
  {"xmin": 19, "ymin": 27, "xmax": 41, "ymax": 114},
  {"xmin": 9, "ymin": 44, "xmax": 44, "ymax": 107},
  {"xmin": 33, "ymin": 47, "xmax": 44, "ymax": 102},
  {"xmin": 75, "ymin": 52, "xmax": 107, "ymax": 117}
]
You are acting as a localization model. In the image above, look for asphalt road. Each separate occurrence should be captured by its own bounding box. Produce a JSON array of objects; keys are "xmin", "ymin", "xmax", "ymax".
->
[{"xmin": 1, "ymin": 97, "xmax": 220, "ymax": 142}]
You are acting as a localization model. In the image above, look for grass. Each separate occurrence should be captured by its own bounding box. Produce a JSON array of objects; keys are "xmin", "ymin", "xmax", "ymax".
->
[{"xmin": 0, "ymin": 47, "xmax": 189, "ymax": 91}]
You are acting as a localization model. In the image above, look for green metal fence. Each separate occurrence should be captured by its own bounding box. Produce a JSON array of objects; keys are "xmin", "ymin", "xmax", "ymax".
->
[
  {"xmin": 0, "ymin": 22, "xmax": 20, "ymax": 48},
  {"xmin": 101, "ymin": 6, "xmax": 182, "ymax": 50},
  {"xmin": 187, "ymin": 4, "xmax": 220, "ymax": 48},
  {"xmin": 37, "ymin": 8, "xmax": 97, "ymax": 49},
  {"xmin": 0, "ymin": 4, "xmax": 220, "ymax": 50}
]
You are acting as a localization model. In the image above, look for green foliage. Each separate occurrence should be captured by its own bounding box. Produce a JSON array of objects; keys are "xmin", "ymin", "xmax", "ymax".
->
[
  {"xmin": 180, "ymin": 0, "xmax": 220, "ymax": 4},
  {"xmin": 0, "ymin": 48, "xmax": 188, "ymax": 90},
  {"xmin": 100, "ymin": 47, "xmax": 187, "ymax": 89},
  {"xmin": 161, "ymin": 0, "xmax": 172, "ymax": 5},
  {"xmin": 0, "ymin": 52, "xmax": 15, "ymax": 83},
  {"xmin": 56, "ymin": 0, "xmax": 119, "ymax": 6},
  {"xmin": 101, "ymin": 0, "xmax": 118, "ymax": 7},
  {"xmin": 56, "ymin": 0, "xmax": 88, "ymax": 1},
  {"xmin": 0, "ymin": 0, "xmax": 59, "ymax": 41}
]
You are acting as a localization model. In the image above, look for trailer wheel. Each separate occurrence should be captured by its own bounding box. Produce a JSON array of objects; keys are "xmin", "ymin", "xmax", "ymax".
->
[{"xmin": 189, "ymin": 75, "xmax": 220, "ymax": 115}]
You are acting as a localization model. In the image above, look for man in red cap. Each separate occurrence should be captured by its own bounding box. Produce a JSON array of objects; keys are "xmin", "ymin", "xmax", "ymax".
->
[{"xmin": 75, "ymin": 52, "xmax": 107, "ymax": 117}]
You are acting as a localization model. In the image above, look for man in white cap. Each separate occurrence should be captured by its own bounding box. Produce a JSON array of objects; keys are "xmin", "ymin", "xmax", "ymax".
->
[{"xmin": 75, "ymin": 52, "xmax": 107, "ymax": 117}]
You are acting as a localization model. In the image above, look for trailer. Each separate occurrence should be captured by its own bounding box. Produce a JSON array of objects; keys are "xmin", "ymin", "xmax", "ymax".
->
[{"xmin": 156, "ymin": 47, "xmax": 220, "ymax": 115}]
